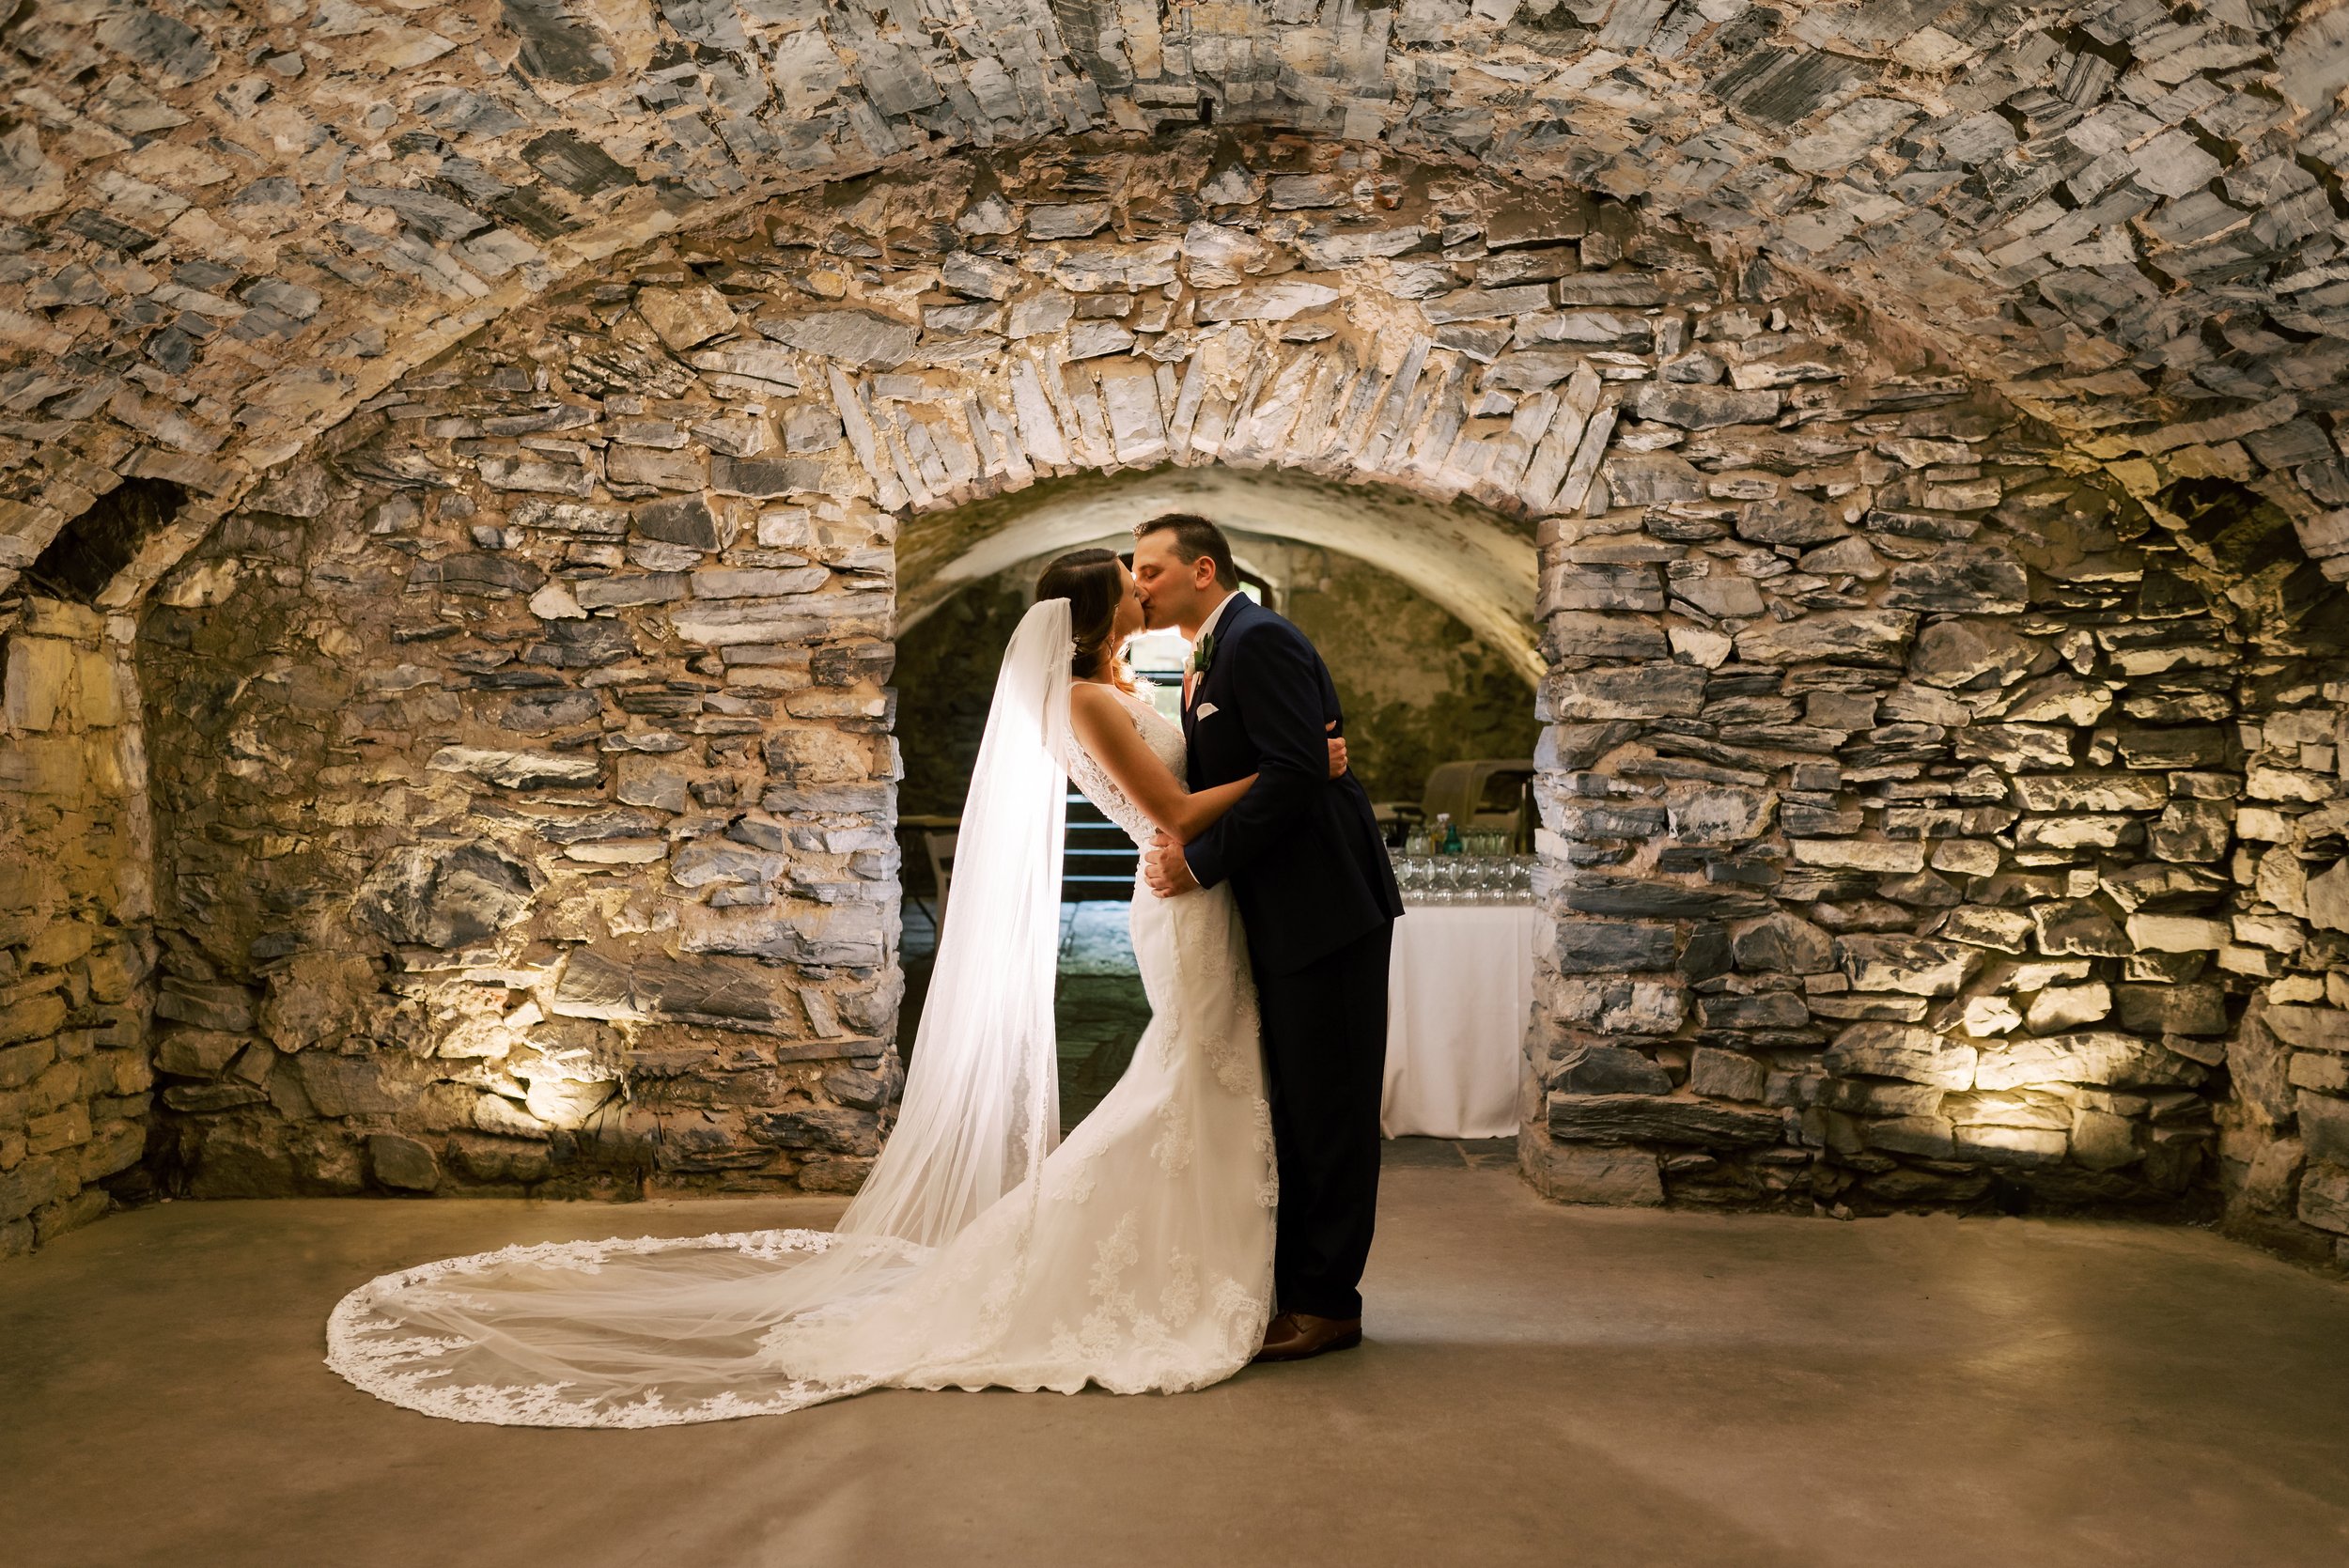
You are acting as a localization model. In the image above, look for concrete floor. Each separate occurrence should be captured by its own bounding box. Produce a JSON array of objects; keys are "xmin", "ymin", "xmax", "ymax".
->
[{"xmin": 6, "ymin": 1165, "xmax": 2349, "ymax": 1568}]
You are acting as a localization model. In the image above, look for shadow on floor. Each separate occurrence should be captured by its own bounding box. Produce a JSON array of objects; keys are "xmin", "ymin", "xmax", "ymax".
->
[{"xmin": 1382, "ymin": 1136, "xmax": 1517, "ymax": 1171}]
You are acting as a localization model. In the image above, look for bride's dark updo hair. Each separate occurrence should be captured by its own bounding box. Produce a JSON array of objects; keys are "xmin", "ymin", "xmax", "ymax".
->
[{"xmin": 1035, "ymin": 548, "xmax": 1133, "ymax": 690}]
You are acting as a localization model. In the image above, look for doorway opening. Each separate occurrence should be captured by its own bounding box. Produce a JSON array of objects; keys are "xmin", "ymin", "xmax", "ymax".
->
[{"xmin": 891, "ymin": 475, "xmax": 1541, "ymax": 1140}]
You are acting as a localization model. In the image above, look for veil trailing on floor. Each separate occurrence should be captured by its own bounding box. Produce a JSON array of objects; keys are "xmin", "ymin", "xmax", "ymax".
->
[{"xmin": 326, "ymin": 600, "xmax": 1077, "ymax": 1426}]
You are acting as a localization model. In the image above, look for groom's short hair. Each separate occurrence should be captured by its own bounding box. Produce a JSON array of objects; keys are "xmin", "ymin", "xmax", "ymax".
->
[{"xmin": 1133, "ymin": 513, "xmax": 1237, "ymax": 590}]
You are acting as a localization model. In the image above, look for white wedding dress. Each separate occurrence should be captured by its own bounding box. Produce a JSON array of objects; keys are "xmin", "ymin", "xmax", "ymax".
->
[{"xmin": 326, "ymin": 603, "xmax": 1276, "ymax": 1427}]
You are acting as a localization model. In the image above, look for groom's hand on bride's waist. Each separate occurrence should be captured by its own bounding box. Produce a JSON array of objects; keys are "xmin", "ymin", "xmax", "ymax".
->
[{"xmin": 1143, "ymin": 831, "xmax": 1199, "ymax": 898}]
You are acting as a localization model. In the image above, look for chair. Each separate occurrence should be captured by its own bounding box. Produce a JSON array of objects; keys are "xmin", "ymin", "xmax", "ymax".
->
[{"xmin": 1420, "ymin": 759, "xmax": 1536, "ymax": 848}]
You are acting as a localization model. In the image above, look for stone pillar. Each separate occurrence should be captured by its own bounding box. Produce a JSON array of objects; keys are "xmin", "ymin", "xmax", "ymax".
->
[
  {"xmin": 1518, "ymin": 427, "xmax": 2349, "ymax": 1239},
  {"xmin": 0, "ymin": 597, "xmax": 157, "ymax": 1257}
]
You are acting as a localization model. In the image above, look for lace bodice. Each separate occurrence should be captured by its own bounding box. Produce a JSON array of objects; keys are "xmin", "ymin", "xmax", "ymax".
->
[{"xmin": 1066, "ymin": 685, "xmax": 1186, "ymax": 847}]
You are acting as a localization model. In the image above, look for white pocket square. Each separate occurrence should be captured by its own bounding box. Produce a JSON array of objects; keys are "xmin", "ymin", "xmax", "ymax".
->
[{"xmin": 1193, "ymin": 702, "xmax": 1220, "ymax": 719}]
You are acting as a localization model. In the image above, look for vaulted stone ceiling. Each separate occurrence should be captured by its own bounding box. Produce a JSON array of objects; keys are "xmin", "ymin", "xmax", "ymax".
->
[{"xmin": 0, "ymin": 0, "xmax": 2343, "ymax": 605}]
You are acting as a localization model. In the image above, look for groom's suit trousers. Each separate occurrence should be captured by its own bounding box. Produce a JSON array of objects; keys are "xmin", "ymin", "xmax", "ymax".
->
[{"xmin": 1254, "ymin": 918, "xmax": 1393, "ymax": 1323}]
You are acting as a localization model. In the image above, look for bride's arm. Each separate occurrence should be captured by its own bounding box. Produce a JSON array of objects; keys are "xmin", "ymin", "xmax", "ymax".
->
[
  {"xmin": 1167, "ymin": 735, "xmax": 1345, "ymax": 842},
  {"xmin": 1067, "ymin": 686, "xmax": 1346, "ymax": 844}
]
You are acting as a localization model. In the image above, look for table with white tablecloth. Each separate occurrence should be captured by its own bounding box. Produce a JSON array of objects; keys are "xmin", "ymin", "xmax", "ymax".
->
[{"xmin": 1379, "ymin": 903, "xmax": 1538, "ymax": 1140}]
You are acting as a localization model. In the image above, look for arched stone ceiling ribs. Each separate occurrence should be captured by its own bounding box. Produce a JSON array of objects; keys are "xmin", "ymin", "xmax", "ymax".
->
[{"xmin": 0, "ymin": 0, "xmax": 2342, "ymax": 607}]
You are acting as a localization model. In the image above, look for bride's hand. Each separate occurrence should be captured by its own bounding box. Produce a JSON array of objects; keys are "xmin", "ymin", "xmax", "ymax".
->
[{"xmin": 1325, "ymin": 721, "xmax": 1347, "ymax": 780}]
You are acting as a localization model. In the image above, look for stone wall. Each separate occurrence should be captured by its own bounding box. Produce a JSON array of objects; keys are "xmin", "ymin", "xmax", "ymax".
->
[
  {"xmin": 136, "ymin": 353, "xmax": 903, "ymax": 1203},
  {"xmin": 0, "ymin": 597, "xmax": 155, "ymax": 1257},
  {"xmin": 1521, "ymin": 407, "xmax": 2349, "ymax": 1260},
  {"xmin": 2200, "ymin": 653, "xmax": 2349, "ymax": 1265},
  {"xmin": 10, "ymin": 131, "xmax": 2339, "ymax": 1274},
  {"xmin": 129, "ymin": 139, "xmax": 1582, "ymax": 1202}
]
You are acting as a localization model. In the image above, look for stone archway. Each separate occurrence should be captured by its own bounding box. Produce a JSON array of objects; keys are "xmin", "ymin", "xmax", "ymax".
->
[
  {"xmin": 896, "ymin": 465, "xmax": 1543, "ymax": 680},
  {"xmin": 889, "ymin": 459, "xmax": 1548, "ymax": 828}
]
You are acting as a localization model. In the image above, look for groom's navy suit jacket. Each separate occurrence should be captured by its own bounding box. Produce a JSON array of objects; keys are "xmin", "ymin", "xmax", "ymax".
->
[{"xmin": 1181, "ymin": 595, "xmax": 1403, "ymax": 978}]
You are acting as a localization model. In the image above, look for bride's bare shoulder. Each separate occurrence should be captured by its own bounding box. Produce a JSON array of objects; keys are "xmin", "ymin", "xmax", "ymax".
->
[{"xmin": 1067, "ymin": 680, "xmax": 1128, "ymax": 733}]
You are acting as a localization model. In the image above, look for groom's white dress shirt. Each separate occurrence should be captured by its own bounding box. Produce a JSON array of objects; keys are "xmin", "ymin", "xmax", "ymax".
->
[{"xmin": 1184, "ymin": 591, "xmax": 1238, "ymax": 711}]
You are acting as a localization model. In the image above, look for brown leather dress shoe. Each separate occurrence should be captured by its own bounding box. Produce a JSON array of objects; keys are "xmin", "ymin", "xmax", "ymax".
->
[{"xmin": 1252, "ymin": 1311, "xmax": 1363, "ymax": 1363}]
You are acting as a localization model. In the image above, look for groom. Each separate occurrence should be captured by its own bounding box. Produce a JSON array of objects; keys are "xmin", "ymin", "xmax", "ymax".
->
[{"xmin": 1132, "ymin": 514, "xmax": 1404, "ymax": 1363}]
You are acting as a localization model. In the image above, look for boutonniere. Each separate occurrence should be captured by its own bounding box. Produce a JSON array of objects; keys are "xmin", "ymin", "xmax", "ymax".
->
[{"xmin": 1190, "ymin": 630, "xmax": 1218, "ymax": 677}]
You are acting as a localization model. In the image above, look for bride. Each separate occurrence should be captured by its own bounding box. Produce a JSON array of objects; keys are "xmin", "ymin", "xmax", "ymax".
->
[{"xmin": 325, "ymin": 548, "xmax": 1347, "ymax": 1426}]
